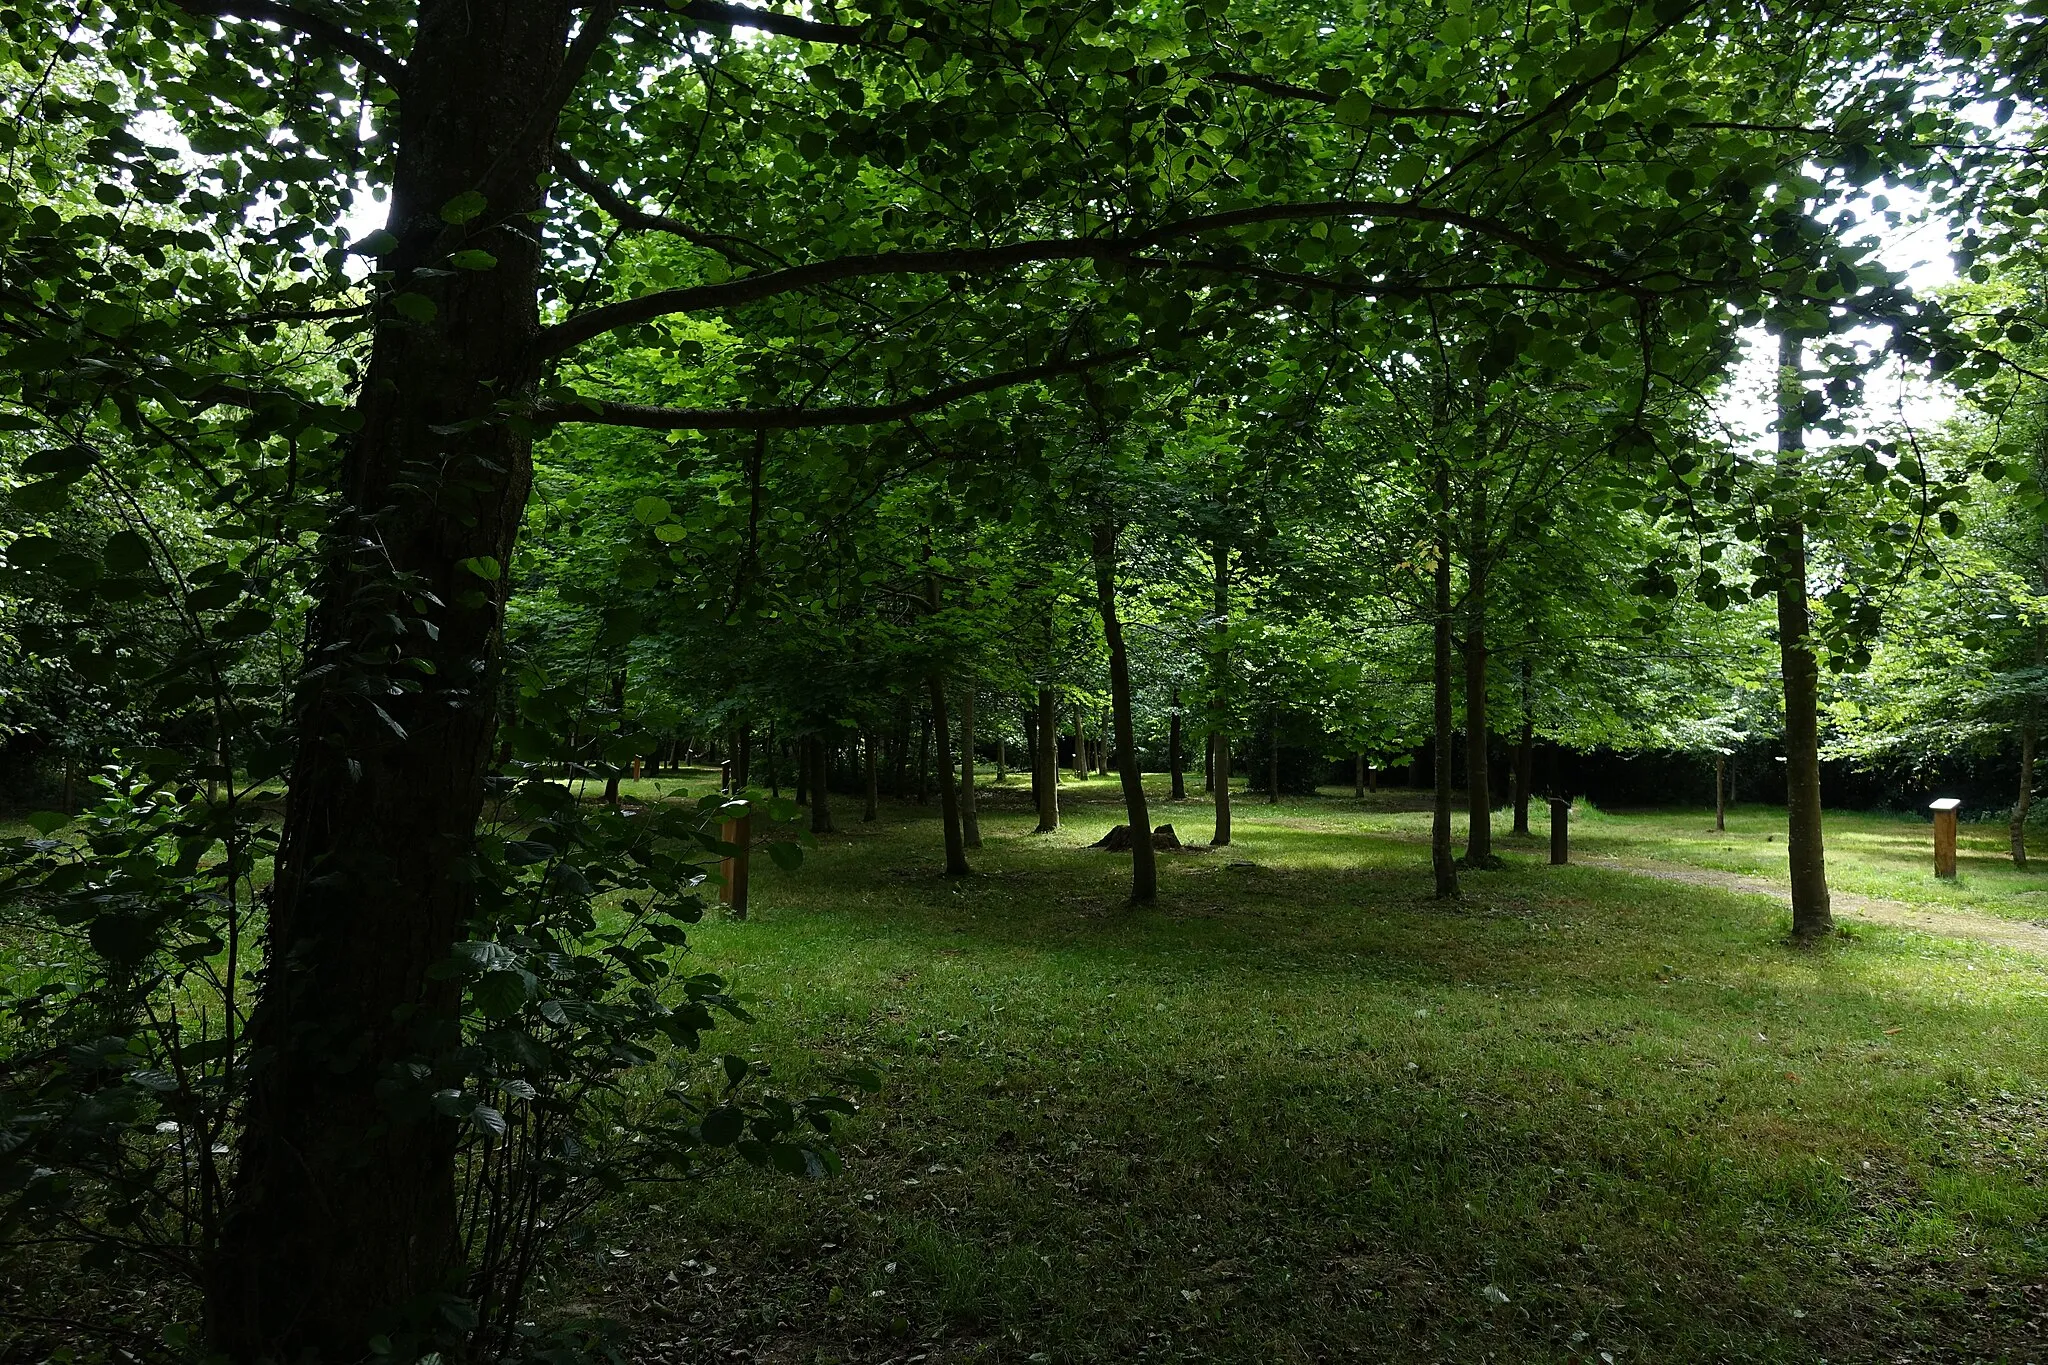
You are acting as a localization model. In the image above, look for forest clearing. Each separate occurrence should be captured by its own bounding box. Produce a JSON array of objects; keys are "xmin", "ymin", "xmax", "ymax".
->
[
  {"xmin": 22, "ymin": 776, "xmax": 2045, "ymax": 1363},
  {"xmin": 8, "ymin": 0, "xmax": 2048, "ymax": 1359}
]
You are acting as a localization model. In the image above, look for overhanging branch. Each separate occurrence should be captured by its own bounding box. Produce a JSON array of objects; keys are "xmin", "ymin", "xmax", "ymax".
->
[
  {"xmin": 168, "ymin": 0, "xmax": 404, "ymax": 86},
  {"xmin": 535, "ymin": 198, "xmax": 1635, "ymax": 357},
  {"xmin": 535, "ymin": 343, "xmax": 1145, "ymax": 430}
]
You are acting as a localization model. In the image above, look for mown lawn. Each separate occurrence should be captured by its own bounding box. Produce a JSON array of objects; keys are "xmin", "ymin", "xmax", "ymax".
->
[
  {"xmin": 512, "ymin": 776, "xmax": 2048, "ymax": 1364},
  {"xmin": 5, "ymin": 781, "xmax": 2047, "ymax": 1363}
]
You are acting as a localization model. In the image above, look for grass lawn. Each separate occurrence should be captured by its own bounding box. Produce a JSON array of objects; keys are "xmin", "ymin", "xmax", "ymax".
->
[{"xmin": 515, "ymin": 776, "xmax": 2048, "ymax": 1364}]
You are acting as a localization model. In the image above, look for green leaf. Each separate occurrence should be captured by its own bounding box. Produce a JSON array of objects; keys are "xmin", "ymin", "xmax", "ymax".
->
[
  {"xmin": 701, "ymin": 1107, "xmax": 746, "ymax": 1145},
  {"xmin": 632, "ymin": 496, "xmax": 672, "ymax": 525},
  {"xmin": 450, "ymin": 249, "xmax": 498, "ymax": 271},
  {"xmin": 766, "ymin": 841, "xmax": 803, "ymax": 871},
  {"xmin": 1333, "ymin": 90, "xmax": 1375, "ymax": 126},
  {"xmin": 459, "ymin": 555, "xmax": 502, "ymax": 581},
  {"xmin": 392, "ymin": 292, "xmax": 438, "ymax": 323},
  {"xmin": 25, "ymin": 810, "xmax": 69, "ymax": 835},
  {"xmin": 102, "ymin": 530, "xmax": 151, "ymax": 574},
  {"xmin": 439, "ymin": 190, "xmax": 488, "ymax": 224}
]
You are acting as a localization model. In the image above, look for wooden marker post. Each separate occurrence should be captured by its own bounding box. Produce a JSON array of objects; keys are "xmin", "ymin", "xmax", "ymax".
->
[
  {"xmin": 1930, "ymin": 797, "xmax": 1960, "ymax": 880},
  {"xmin": 720, "ymin": 811, "xmax": 752, "ymax": 918},
  {"xmin": 1549, "ymin": 797, "xmax": 1571, "ymax": 866}
]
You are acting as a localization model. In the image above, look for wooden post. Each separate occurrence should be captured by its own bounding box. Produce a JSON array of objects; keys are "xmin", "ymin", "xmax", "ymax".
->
[
  {"xmin": 1549, "ymin": 797, "xmax": 1570, "ymax": 866},
  {"xmin": 1931, "ymin": 797, "xmax": 1960, "ymax": 880},
  {"xmin": 720, "ymin": 811, "xmax": 752, "ymax": 918},
  {"xmin": 632, "ymin": 757, "xmax": 643, "ymax": 781}
]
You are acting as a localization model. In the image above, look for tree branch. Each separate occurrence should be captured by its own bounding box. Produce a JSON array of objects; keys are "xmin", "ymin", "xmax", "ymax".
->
[
  {"xmin": 534, "ymin": 197, "xmax": 1637, "ymax": 357},
  {"xmin": 650, "ymin": 0, "xmax": 867, "ymax": 44},
  {"xmin": 536, "ymin": 344, "xmax": 1145, "ymax": 430},
  {"xmin": 554, "ymin": 156, "xmax": 768, "ymax": 257},
  {"xmin": 168, "ymin": 0, "xmax": 404, "ymax": 86},
  {"xmin": 1206, "ymin": 71, "xmax": 1485, "ymax": 120}
]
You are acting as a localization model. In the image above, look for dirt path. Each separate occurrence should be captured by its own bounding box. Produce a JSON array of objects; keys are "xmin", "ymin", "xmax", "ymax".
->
[{"xmin": 1583, "ymin": 856, "xmax": 2048, "ymax": 956}]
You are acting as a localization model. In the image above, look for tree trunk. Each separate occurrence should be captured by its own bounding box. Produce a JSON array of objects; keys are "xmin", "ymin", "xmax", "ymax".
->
[
  {"xmin": 1354, "ymin": 753, "xmax": 1365, "ymax": 799},
  {"xmin": 1775, "ymin": 329, "xmax": 1832, "ymax": 940},
  {"xmin": 1093, "ymin": 523, "xmax": 1156, "ymax": 904},
  {"xmin": 1210, "ymin": 540, "xmax": 1232, "ymax": 847},
  {"xmin": 960, "ymin": 686, "xmax": 981, "ymax": 849},
  {"xmin": 1512, "ymin": 660, "xmax": 1533, "ymax": 835},
  {"xmin": 768, "ymin": 724, "xmax": 780, "ymax": 797},
  {"xmin": 1432, "ymin": 462, "xmax": 1459, "ymax": 899},
  {"xmin": 1463, "ymin": 485, "xmax": 1495, "ymax": 866},
  {"xmin": 603, "ymin": 671, "xmax": 626, "ymax": 806},
  {"xmin": 996, "ymin": 734, "xmax": 1006, "ymax": 783},
  {"xmin": 794, "ymin": 737, "xmax": 809, "ymax": 806},
  {"xmin": 1034, "ymin": 687, "xmax": 1060, "ymax": 833},
  {"xmin": 1168, "ymin": 683, "xmax": 1186, "ymax": 800},
  {"xmin": 1096, "ymin": 709, "xmax": 1110, "ymax": 776},
  {"xmin": 2014, "ymin": 709, "xmax": 2036, "ymax": 868},
  {"xmin": 917, "ymin": 712, "xmax": 932, "ymax": 805},
  {"xmin": 809, "ymin": 734, "xmax": 835, "ymax": 834},
  {"xmin": 208, "ymin": 1, "xmax": 574, "ymax": 1354},
  {"xmin": 1715, "ymin": 753, "xmax": 1727, "ymax": 833},
  {"xmin": 928, "ymin": 675, "xmax": 969, "ymax": 876},
  {"xmin": 735, "ymin": 728, "xmax": 752, "ymax": 790},
  {"xmin": 863, "ymin": 731, "xmax": 879, "ymax": 822}
]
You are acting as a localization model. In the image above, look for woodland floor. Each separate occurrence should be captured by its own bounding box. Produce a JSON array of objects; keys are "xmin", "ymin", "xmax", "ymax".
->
[
  {"xmin": 506, "ymin": 775, "xmax": 2048, "ymax": 1365},
  {"xmin": 9, "ymin": 781, "xmax": 2048, "ymax": 1364}
]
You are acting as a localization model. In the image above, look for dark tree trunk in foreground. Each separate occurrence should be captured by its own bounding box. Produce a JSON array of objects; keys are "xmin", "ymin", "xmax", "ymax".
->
[
  {"xmin": 959, "ymin": 686, "xmax": 981, "ymax": 849},
  {"xmin": 1354, "ymin": 753, "xmax": 1365, "ymax": 799},
  {"xmin": 1093, "ymin": 523, "xmax": 1156, "ymax": 904},
  {"xmin": 209, "ymin": 1, "xmax": 576, "ymax": 1355},
  {"xmin": 1432, "ymin": 464, "xmax": 1459, "ymax": 899},
  {"xmin": 1073, "ymin": 706, "xmax": 1087, "ymax": 781},
  {"xmin": 809, "ymin": 735, "xmax": 835, "ymax": 834},
  {"xmin": 863, "ymin": 731, "xmax": 879, "ymax": 822},
  {"xmin": 1210, "ymin": 541, "xmax": 1232, "ymax": 847},
  {"xmin": 1034, "ymin": 687, "xmax": 1060, "ymax": 833},
  {"xmin": 1169, "ymin": 684, "xmax": 1186, "ymax": 800},
  {"xmin": 927, "ymin": 675, "xmax": 969, "ymax": 876},
  {"xmin": 1463, "ymin": 485, "xmax": 1495, "ymax": 866},
  {"xmin": 1774, "ymin": 329, "xmax": 1832, "ymax": 941}
]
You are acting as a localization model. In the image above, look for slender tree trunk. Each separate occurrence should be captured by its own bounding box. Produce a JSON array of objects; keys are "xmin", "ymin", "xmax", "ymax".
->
[
  {"xmin": 927, "ymin": 676, "xmax": 969, "ymax": 876},
  {"xmin": 2013, "ymin": 709, "xmax": 2036, "ymax": 868},
  {"xmin": 1463, "ymin": 486, "xmax": 1495, "ymax": 866},
  {"xmin": 1715, "ymin": 753, "xmax": 1727, "ymax": 833},
  {"xmin": 603, "ymin": 671, "xmax": 626, "ymax": 806},
  {"xmin": 862, "ymin": 731, "xmax": 879, "ymax": 822},
  {"xmin": 1034, "ymin": 687, "xmax": 1060, "ymax": 833},
  {"xmin": 1210, "ymin": 540, "xmax": 1233, "ymax": 847},
  {"xmin": 1354, "ymin": 753, "xmax": 1365, "ymax": 799},
  {"xmin": 1093, "ymin": 523, "xmax": 1156, "ymax": 904},
  {"xmin": 1774, "ymin": 329, "xmax": 1833, "ymax": 940},
  {"xmin": 917, "ymin": 712, "xmax": 932, "ymax": 805},
  {"xmin": 1169, "ymin": 683, "xmax": 1186, "ymax": 800},
  {"xmin": 736, "ymin": 728, "xmax": 752, "ymax": 789},
  {"xmin": 809, "ymin": 735, "xmax": 835, "ymax": 834},
  {"xmin": 209, "ymin": 2, "xmax": 575, "ymax": 1353},
  {"xmin": 996, "ymin": 734, "xmax": 1006, "ymax": 783},
  {"xmin": 1512, "ymin": 662, "xmax": 1534, "ymax": 836},
  {"xmin": 1432, "ymin": 462, "xmax": 1459, "ymax": 899},
  {"xmin": 960, "ymin": 687, "xmax": 981, "ymax": 849}
]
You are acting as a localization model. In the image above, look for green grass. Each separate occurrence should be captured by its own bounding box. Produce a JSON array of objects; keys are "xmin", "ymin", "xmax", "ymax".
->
[{"xmin": 527, "ymin": 777, "xmax": 2048, "ymax": 1363}]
